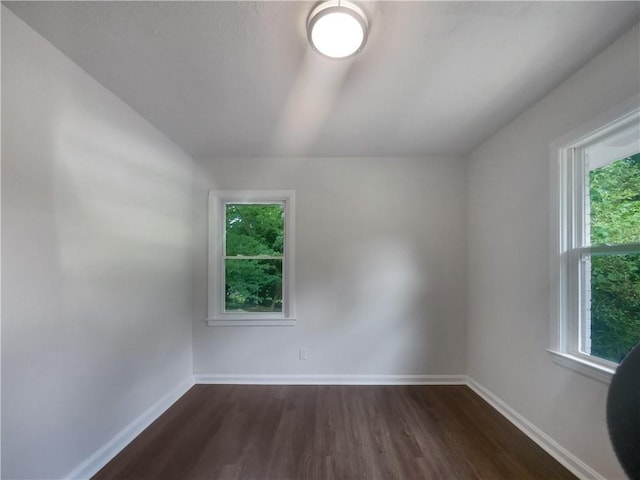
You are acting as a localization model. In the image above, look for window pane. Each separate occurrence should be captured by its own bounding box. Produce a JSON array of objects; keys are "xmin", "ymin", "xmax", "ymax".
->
[
  {"xmin": 586, "ymin": 252, "xmax": 640, "ymax": 363},
  {"xmin": 225, "ymin": 259, "xmax": 283, "ymax": 312},
  {"xmin": 588, "ymin": 153, "xmax": 640, "ymax": 246},
  {"xmin": 225, "ymin": 204, "xmax": 284, "ymax": 256}
]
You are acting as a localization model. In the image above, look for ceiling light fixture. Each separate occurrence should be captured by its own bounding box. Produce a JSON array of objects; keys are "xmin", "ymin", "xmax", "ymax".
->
[{"xmin": 307, "ymin": 0, "xmax": 368, "ymax": 59}]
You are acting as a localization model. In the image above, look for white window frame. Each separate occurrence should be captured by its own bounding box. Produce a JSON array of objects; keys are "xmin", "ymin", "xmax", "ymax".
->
[
  {"xmin": 549, "ymin": 95, "xmax": 640, "ymax": 383},
  {"xmin": 207, "ymin": 190, "xmax": 296, "ymax": 326}
]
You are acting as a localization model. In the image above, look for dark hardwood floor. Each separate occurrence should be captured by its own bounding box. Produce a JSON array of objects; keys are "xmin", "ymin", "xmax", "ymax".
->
[{"xmin": 93, "ymin": 385, "xmax": 577, "ymax": 480}]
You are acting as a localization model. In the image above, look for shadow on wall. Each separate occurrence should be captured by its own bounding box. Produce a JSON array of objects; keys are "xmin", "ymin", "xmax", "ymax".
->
[
  {"xmin": 298, "ymin": 235, "xmax": 436, "ymax": 374},
  {"xmin": 50, "ymin": 103, "xmax": 194, "ymax": 392},
  {"xmin": 4, "ymin": 97, "xmax": 196, "ymax": 479},
  {"xmin": 21, "ymin": 103, "xmax": 192, "ymax": 467}
]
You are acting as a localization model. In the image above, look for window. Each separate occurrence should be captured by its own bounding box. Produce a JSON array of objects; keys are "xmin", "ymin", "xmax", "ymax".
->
[
  {"xmin": 550, "ymin": 98, "xmax": 640, "ymax": 381},
  {"xmin": 207, "ymin": 190, "xmax": 295, "ymax": 326}
]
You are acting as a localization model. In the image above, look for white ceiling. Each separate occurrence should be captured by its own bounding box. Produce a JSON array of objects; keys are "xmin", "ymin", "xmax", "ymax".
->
[{"xmin": 4, "ymin": 1, "xmax": 639, "ymax": 158}]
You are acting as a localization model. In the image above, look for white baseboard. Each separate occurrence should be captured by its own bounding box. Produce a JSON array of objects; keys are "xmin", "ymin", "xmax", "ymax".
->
[
  {"xmin": 194, "ymin": 373, "xmax": 467, "ymax": 385},
  {"xmin": 465, "ymin": 377, "xmax": 605, "ymax": 480},
  {"xmin": 65, "ymin": 376, "xmax": 195, "ymax": 480}
]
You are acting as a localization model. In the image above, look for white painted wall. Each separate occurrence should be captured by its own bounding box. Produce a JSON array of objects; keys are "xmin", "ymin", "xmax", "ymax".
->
[
  {"xmin": 467, "ymin": 24, "xmax": 639, "ymax": 480},
  {"xmin": 1, "ymin": 9, "xmax": 195, "ymax": 479},
  {"xmin": 192, "ymin": 156, "xmax": 468, "ymax": 377}
]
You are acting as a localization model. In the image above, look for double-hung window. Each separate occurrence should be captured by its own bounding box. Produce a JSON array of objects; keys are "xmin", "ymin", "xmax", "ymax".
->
[
  {"xmin": 207, "ymin": 190, "xmax": 295, "ymax": 326},
  {"xmin": 550, "ymin": 98, "xmax": 640, "ymax": 381}
]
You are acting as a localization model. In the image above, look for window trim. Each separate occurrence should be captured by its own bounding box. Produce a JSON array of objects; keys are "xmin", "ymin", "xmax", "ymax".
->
[
  {"xmin": 207, "ymin": 190, "xmax": 296, "ymax": 327},
  {"xmin": 549, "ymin": 94, "xmax": 639, "ymax": 383}
]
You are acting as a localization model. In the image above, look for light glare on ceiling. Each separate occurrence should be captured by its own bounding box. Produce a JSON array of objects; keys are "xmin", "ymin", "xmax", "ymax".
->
[{"xmin": 307, "ymin": 1, "xmax": 368, "ymax": 59}]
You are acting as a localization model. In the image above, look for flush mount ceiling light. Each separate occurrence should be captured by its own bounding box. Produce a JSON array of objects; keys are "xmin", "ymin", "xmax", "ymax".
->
[{"xmin": 307, "ymin": 0, "xmax": 368, "ymax": 59}]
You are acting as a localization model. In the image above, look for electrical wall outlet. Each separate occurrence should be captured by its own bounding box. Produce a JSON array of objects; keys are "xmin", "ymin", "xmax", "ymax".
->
[{"xmin": 299, "ymin": 347, "xmax": 308, "ymax": 360}]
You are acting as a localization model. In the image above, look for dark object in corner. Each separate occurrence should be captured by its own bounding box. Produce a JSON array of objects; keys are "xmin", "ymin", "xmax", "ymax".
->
[{"xmin": 607, "ymin": 342, "xmax": 640, "ymax": 480}]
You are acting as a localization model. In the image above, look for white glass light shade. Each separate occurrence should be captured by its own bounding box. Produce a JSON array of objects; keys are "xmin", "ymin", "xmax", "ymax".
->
[{"xmin": 307, "ymin": 1, "xmax": 368, "ymax": 59}]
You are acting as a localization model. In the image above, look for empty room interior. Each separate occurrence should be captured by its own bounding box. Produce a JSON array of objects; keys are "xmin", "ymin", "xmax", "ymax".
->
[{"xmin": 2, "ymin": 1, "xmax": 640, "ymax": 479}]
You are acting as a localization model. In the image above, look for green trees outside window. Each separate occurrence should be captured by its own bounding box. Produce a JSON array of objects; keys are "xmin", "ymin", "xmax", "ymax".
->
[
  {"xmin": 224, "ymin": 204, "xmax": 285, "ymax": 312},
  {"xmin": 588, "ymin": 153, "xmax": 640, "ymax": 362}
]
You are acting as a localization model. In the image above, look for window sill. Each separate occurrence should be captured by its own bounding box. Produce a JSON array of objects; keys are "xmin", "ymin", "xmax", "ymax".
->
[
  {"xmin": 547, "ymin": 349, "xmax": 615, "ymax": 384},
  {"xmin": 206, "ymin": 318, "xmax": 296, "ymax": 327}
]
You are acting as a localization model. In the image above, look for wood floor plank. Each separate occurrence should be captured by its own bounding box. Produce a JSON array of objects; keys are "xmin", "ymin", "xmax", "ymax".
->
[{"xmin": 93, "ymin": 385, "xmax": 578, "ymax": 480}]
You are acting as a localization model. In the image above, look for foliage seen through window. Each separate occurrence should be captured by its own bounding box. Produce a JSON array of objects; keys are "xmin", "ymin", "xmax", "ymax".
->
[
  {"xmin": 224, "ymin": 204, "xmax": 285, "ymax": 313},
  {"xmin": 588, "ymin": 153, "xmax": 640, "ymax": 363}
]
